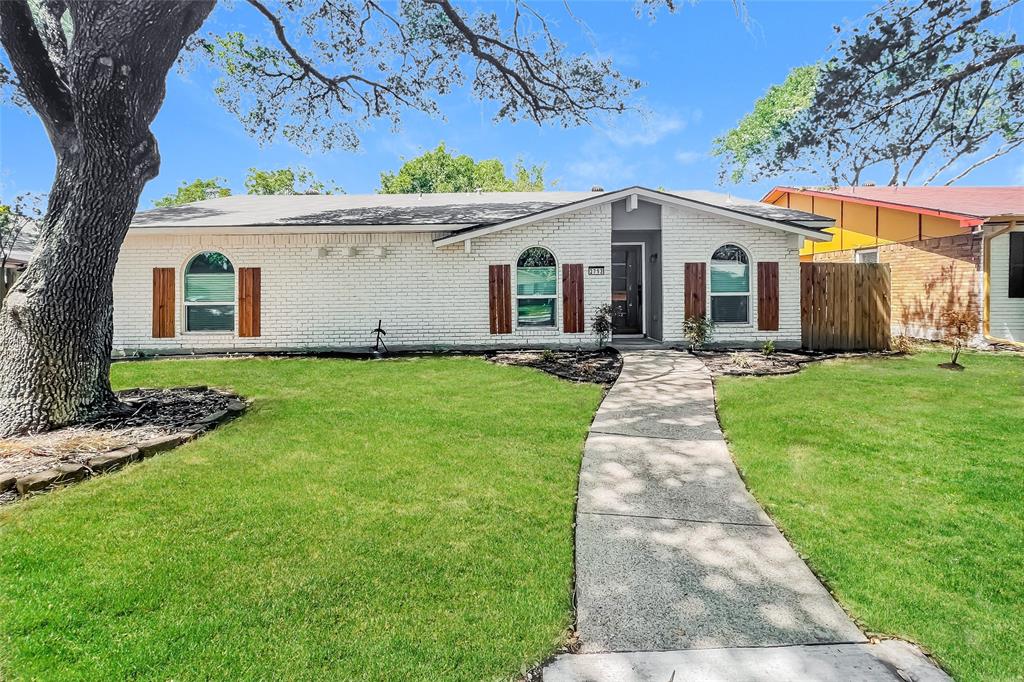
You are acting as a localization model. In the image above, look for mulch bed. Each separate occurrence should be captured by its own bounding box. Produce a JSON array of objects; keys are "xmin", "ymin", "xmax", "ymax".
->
[
  {"xmin": 694, "ymin": 349, "xmax": 838, "ymax": 377},
  {"xmin": 0, "ymin": 387, "xmax": 245, "ymax": 504},
  {"xmin": 695, "ymin": 348, "xmax": 905, "ymax": 377},
  {"xmin": 488, "ymin": 348, "xmax": 622, "ymax": 385}
]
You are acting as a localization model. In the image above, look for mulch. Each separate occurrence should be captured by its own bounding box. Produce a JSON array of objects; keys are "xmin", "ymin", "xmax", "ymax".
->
[
  {"xmin": 487, "ymin": 348, "xmax": 622, "ymax": 385},
  {"xmin": 0, "ymin": 387, "xmax": 243, "ymax": 504}
]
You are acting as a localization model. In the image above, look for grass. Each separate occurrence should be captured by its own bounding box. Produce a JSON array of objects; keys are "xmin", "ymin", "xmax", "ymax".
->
[
  {"xmin": 0, "ymin": 357, "xmax": 604, "ymax": 681},
  {"xmin": 715, "ymin": 350, "xmax": 1024, "ymax": 682}
]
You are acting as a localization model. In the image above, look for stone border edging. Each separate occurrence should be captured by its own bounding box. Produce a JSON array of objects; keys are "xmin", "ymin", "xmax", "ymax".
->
[{"xmin": 1, "ymin": 398, "xmax": 248, "ymax": 501}]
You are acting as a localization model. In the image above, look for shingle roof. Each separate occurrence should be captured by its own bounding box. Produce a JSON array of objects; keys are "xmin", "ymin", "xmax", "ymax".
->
[
  {"xmin": 3, "ymin": 221, "xmax": 38, "ymax": 267},
  {"xmin": 773, "ymin": 186, "xmax": 1024, "ymax": 220},
  {"xmin": 130, "ymin": 187, "xmax": 831, "ymax": 232}
]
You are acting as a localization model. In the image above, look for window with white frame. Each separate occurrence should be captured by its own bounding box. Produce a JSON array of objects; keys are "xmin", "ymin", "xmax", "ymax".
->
[
  {"xmin": 710, "ymin": 244, "xmax": 750, "ymax": 324},
  {"xmin": 856, "ymin": 248, "xmax": 879, "ymax": 264},
  {"xmin": 516, "ymin": 247, "xmax": 557, "ymax": 327},
  {"xmin": 184, "ymin": 252, "xmax": 235, "ymax": 332}
]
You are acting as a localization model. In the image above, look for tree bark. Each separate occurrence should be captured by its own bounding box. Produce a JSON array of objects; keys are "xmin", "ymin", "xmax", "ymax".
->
[{"xmin": 0, "ymin": 0, "xmax": 214, "ymax": 436}]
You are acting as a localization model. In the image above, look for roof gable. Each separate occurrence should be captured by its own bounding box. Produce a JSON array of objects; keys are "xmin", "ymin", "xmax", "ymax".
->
[{"xmin": 432, "ymin": 186, "xmax": 834, "ymax": 247}]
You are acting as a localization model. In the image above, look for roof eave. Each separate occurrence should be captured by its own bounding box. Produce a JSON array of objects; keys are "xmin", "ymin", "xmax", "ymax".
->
[
  {"xmin": 127, "ymin": 222, "xmax": 478, "ymax": 235},
  {"xmin": 434, "ymin": 186, "xmax": 833, "ymax": 247}
]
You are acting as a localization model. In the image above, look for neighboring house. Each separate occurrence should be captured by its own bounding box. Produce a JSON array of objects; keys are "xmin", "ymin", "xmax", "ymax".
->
[
  {"xmin": 763, "ymin": 186, "xmax": 1024, "ymax": 343},
  {"xmin": 1, "ymin": 226, "xmax": 37, "ymax": 300},
  {"xmin": 113, "ymin": 186, "xmax": 833, "ymax": 354}
]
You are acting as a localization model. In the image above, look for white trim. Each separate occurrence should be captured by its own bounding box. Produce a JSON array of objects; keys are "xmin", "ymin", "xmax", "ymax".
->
[
  {"xmin": 182, "ymin": 250, "xmax": 237, "ymax": 335},
  {"xmin": 433, "ymin": 186, "xmax": 834, "ymax": 247},
  {"xmin": 709, "ymin": 242, "xmax": 752, "ymax": 326},
  {"xmin": 515, "ymin": 245, "xmax": 559, "ymax": 331},
  {"xmin": 855, "ymin": 248, "xmax": 879, "ymax": 264},
  {"xmin": 612, "ymin": 241, "xmax": 647, "ymax": 336}
]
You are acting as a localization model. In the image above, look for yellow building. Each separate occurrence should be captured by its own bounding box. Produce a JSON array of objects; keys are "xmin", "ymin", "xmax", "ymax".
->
[{"xmin": 762, "ymin": 186, "xmax": 1024, "ymax": 344}]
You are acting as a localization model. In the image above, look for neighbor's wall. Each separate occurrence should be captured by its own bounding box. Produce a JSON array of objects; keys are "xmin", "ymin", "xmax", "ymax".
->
[
  {"xmin": 988, "ymin": 224, "xmax": 1024, "ymax": 343},
  {"xmin": 812, "ymin": 234, "xmax": 982, "ymax": 340},
  {"xmin": 660, "ymin": 206, "xmax": 804, "ymax": 347},
  {"xmin": 112, "ymin": 206, "xmax": 612, "ymax": 354}
]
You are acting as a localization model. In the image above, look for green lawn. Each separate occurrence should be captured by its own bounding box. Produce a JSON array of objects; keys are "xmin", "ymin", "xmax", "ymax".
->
[
  {"xmin": 0, "ymin": 357, "xmax": 603, "ymax": 681},
  {"xmin": 716, "ymin": 350, "xmax": 1024, "ymax": 682}
]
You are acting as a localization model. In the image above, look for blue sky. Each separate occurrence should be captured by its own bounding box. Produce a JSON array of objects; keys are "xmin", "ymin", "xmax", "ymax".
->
[{"xmin": 2, "ymin": 0, "xmax": 1022, "ymax": 208}]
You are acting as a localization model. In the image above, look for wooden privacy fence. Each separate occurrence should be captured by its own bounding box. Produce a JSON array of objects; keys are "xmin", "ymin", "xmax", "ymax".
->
[{"xmin": 801, "ymin": 263, "xmax": 891, "ymax": 351}]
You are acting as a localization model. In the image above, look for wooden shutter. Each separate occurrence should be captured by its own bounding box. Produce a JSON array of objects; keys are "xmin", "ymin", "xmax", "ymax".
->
[
  {"xmin": 757, "ymin": 261, "xmax": 780, "ymax": 331},
  {"xmin": 489, "ymin": 264, "xmax": 512, "ymax": 334},
  {"xmin": 238, "ymin": 267, "xmax": 262, "ymax": 337},
  {"xmin": 562, "ymin": 264, "xmax": 585, "ymax": 333},
  {"xmin": 152, "ymin": 268, "xmax": 175, "ymax": 338},
  {"xmin": 684, "ymin": 262, "xmax": 706, "ymax": 319},
  {"xmin": 1010, "ymin": 233, "xmax": 1024, "ymax": 299}
]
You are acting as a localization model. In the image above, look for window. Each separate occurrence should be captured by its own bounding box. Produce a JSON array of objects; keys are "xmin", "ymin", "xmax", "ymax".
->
[
  {"xmin": 856, "ymin": 248, "xmax": 879, "ymax": 264},
  {"xmin": 1010, "ymin": 233, "xmax": 1024, "ymax": 299},
  {"xmin": 710, "ymin": 244, "xmax": 749, "ymax": 324},
  {"xmin": 516, "ymin": 247, "xmax": 556, "ymax": 327},
  {"xmin": 184, "ymin": 252, "xmax": 235, "ymax": 332}
]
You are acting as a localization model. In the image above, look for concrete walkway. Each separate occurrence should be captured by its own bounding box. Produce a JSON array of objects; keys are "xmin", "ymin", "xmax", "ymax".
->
[{"xmin": 544, "ymin": 350, "xmax": 949, "ymax": 681}]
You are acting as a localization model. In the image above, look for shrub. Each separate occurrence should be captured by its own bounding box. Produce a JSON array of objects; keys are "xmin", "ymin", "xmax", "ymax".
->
[
  {"xmin": 541, "ymin": 349, "xmax": 556, "ymax": 362},
  {"xmin": 940, "ymin": 309, "xmax": 979, "ymax": 367},
  {"xmin": 683, "ymin": 315, "xmax": 715, "ymax": 351},
  {"xmin": 761, "ymin": 339, "xmax": 776, "ymax": 356},
  {"xmin": 591, "ymin": 304, "xmax": 613, "ymax": 348},
  {"xmin": 891, "ymin": 335, "xmax": 915, "ymax": 355}
]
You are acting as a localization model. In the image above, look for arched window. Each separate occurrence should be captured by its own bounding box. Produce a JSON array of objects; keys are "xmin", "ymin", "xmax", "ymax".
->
[
  {"xmin": 516, "ymin": 247, "xmax": 557, "ymax": 327},
  {"xmin": 710, "ymin": 244, "xmax": 750, "ymax": 324},
  {"xmin": 184, "ymin": 252, "xmax": 235, "ymax": 332}
]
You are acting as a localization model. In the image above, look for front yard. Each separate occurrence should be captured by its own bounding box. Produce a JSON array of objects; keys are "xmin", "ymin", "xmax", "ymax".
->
[
  {"xmin": 716, "ymin": 350, "xmax": 1024, "ymax": 682},
  {"xmin": 0, "ymin": 357, "xmax": 603, "ymax": 680}
]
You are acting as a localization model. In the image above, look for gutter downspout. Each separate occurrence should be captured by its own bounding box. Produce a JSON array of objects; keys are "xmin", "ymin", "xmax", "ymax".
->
[{"xmin": 983, "ymin": 219, "xmax": 1023, "ymax": 347}]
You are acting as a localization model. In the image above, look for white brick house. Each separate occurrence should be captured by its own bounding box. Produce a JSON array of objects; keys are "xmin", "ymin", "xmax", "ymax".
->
[{"xmin": 114, "ymin": 187, "xmax": 833, "ymax": 354}]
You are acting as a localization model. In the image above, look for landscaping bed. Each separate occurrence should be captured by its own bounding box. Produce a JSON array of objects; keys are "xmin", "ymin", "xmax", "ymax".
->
[
  {"xmin": 0, "ymin": 387, "xmax": 245, "ymax": 504},
  {"xmin": 488, "ymin": 348, "xmax": 622, "ymax": 385}
]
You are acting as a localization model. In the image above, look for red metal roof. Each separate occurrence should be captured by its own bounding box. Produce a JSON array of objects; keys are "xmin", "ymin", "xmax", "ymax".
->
[{"xmin": 767, "ymin": 186, "xmax": 1024, "ymax": 222}]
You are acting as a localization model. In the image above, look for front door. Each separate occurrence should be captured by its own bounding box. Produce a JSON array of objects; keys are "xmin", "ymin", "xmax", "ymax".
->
[{"xmin": 611, "ymin": 245, "xmax": 642, "ymax": 334}]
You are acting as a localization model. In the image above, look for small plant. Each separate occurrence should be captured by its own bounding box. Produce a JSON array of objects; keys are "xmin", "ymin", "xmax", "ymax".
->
[
  {"xmin": 591, "ymin": 304, "xmax": 613, "ymax": 348},
  {"xmin": 939, "ymin": 308, "xmax": 979, "ymax": 369},
  {"xmin": 541, "ymin": 349, "xmax": 556, "ymax": 362},
  {"xmin": 682, "ymin": 315, "xmax": 715, "ymax": 351},
  {"xmin": 760, "ymin": 339, "xmax": 776, "ymax": 356},
  {"xmin": 891, "ymin": 335, "xmax": 915, "ymax": 355},
  {"xmin": 731, "ymin": 352, "xmax": 752, "ymax": 369}
]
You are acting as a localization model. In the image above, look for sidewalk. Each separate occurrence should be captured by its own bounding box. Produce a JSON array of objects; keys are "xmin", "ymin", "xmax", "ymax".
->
[{"xmin": 545, "ymin": 350, "xmax": 949, "ymax": 681}]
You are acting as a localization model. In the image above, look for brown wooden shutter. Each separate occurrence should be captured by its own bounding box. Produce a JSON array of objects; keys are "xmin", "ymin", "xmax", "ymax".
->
[
  {"xmin": 238, "ymin": 267, "xmax": 262, "ymax": 337},
  {"xmin": 152, "ymin": 268, "xmax": 175, "ymax": 338},
  {"xmin": 489, "ymin": 264, "xmax": 512, "ymax": 334},
  {"xmin": 562, "ymin": 263, "xmax": 585, "ymax": 333},
  {"xmin": 757, "ymin": 261, "xmax": 780, "ymax": 331},
  {"xmin": 1010, "ymin": 233, "xmax": 1024, "ymax": 299},
  {"xmin": 684, "ymin": 262, "xmax": 706, "ymax": 319}
]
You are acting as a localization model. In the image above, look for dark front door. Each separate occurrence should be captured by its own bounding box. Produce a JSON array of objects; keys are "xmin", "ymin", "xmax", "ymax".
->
[{"xmin": 611, "ymin": 245, "xmax": 642, "ymax": 334}]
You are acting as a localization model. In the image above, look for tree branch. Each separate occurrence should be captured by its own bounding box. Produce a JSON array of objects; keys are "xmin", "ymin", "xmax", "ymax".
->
[{"xmin": 0, "ymin": 0, "xmax": 73, "ymax": 145}]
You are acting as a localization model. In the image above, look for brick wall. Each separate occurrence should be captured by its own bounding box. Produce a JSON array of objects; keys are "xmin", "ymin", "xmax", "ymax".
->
[
  {"xmin": 112, "ymin": 202, "xmax": 805, "ymax": 353},
  {"xmin": 662, "ymin": 206, "xmax": 804, "ymax": 347},
  {"xmin": 812, "ymin": 234, "xmax": 981, "ymax": 339}
]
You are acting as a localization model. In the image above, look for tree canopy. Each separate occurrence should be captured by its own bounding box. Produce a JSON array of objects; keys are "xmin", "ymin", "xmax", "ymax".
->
[
  {"xmin": 715, "ymin": 0, "xmax": 1024, "ymax": 186},
  {"xmin": 154, "ymin": 178, "xmax": 231, "ymax": 207},
  {"xmin": 244, "ymin": 167, "xmax": 341, "ymax": 195},
  {"xmin": 379, "ymin": 143, "xmax": 546, "ymax": 193}
]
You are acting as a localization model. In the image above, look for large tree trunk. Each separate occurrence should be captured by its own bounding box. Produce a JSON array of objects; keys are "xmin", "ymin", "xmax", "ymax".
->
[
  {"xmin": 0, "ymin": 146, "xmax": 146, "ymax": 434},
  {"xmin": 0, "ymin": 0, "xmax": 214, "ymax": 436}
]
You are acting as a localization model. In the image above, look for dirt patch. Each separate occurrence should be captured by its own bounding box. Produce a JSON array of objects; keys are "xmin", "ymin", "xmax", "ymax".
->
[
  {"xmin": 694, "ymin": 349, "xmax": 837, "ymax": 377},
  {"xmin": 488, "ymin": 348, "xmax": 622, "ymax": 385},
  {"xmin": 0, "ymin": 387, "xmax": 244, "ymax": 504}
]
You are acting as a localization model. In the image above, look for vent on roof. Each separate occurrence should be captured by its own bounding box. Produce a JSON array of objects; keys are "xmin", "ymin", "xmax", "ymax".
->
[{"xmin": 591, "ymin": 185, "xmax": 604, "ymax": 192}]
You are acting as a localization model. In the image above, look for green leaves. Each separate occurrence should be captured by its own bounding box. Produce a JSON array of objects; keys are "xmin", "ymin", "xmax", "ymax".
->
[
  {"xmin": 378, "ymin": 143, "xmax": 546, "ymax": 193},
  {"xmin": 154, "ymin": 178, "xmax": 231, "ymax": 207},
  {"xmin": 712, "ymin": 65, "xmax": 819, "ymax": 184},
  {"xmin": 243, "ymin": 167, "xmax": 340, "ymax": 196}
]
